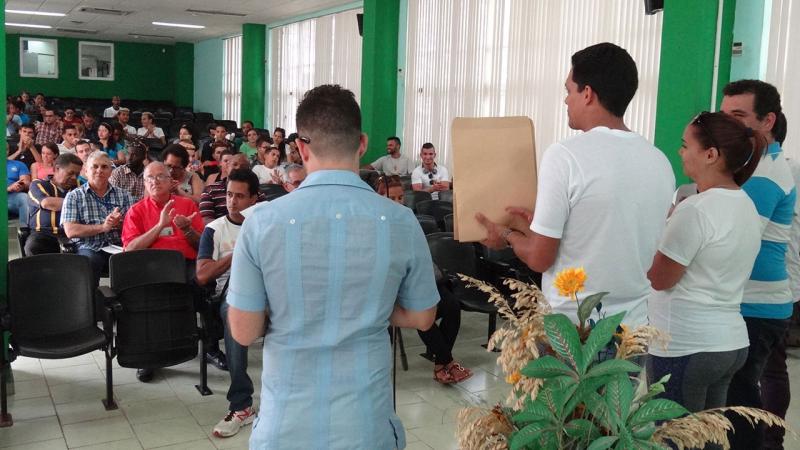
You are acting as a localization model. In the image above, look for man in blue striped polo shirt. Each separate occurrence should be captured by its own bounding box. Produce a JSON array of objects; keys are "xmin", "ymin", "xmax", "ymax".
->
[{"xmin": 722, "ymin": 80, "xmax": 794, "ymax": 450}]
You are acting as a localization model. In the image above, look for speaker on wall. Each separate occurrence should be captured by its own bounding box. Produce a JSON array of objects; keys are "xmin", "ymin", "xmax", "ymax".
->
[
  {"xmin": 644, "ymin": 0, "xmax": 664, "ymax": 15},
  {"xmin": 357, "ymin": 13, "xmax": 364, "ymax": 36}
]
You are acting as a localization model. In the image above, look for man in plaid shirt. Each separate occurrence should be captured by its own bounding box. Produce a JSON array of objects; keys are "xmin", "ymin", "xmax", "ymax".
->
[
  {"xmin": 62, "ymin": 151, "xmax": 133, "ymax": 285},
  {"xmin": 34, "ymin": 109, "xmax": 62, "ymax": 146}
]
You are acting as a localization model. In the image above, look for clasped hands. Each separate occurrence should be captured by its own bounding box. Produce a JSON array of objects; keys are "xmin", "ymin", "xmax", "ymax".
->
[
  {"xmin": 101, "ymin": 207, "xmax": 123, "ymax": 233},
  {"xmin": 475, "ymin": 207, "xmax": 534, "ymax": 249},
  {"xmin": 159, "ymin": 199, "xmax": 197, "ymax": 233}
]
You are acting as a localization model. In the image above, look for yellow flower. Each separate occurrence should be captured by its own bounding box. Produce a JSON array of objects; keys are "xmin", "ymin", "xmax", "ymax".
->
[
  {"xmin": 506, "ymin": 371, "xmax": 521, "ymax": 384},
  {"xmin": 553, "ymin": 267, "xmax": 587, "ymax": 298}
]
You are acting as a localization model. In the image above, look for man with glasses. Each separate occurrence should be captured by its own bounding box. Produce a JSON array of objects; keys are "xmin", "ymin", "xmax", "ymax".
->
[
  {"xmin": 282, "ymin": 163, "xmax": 307, "ymax": 192},
  {"xmin": 62, "ymin": 151, "xmax": 133, "ymax": 285},
  {"xmin": 110, "ymin": 141, "xmax": 149, "ymax": 201},
  {"xmin": 411, "ymin": 142, "xmax": 450, "ymax": 200},
  {"xmin": 35, "ymin": 109, "xmax": 62, "ymax": 146}
]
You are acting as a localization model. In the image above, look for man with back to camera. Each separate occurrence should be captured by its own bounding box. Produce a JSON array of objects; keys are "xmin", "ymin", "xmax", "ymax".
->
[
  {"xmin": 411, "ymin": 143, "xmax": 451, "ymax": 200},
  {"xmin": 718, "ymin": 80, "xmax": 794, "ymax": 450},
  {"xmin": 227, "ymin": 85, "xmax": 438, "ymax": 449},
  {"xmin": 476, "ymin": 42, "xmax": 675, "ymax": 328},
  {"xmin": 363, "ymin": 136, "xmax": 415, "ymax": 176}
]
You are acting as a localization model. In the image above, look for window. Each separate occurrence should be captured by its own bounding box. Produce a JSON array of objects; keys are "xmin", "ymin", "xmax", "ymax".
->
[
  {"xmin": 766, "ymin": 0, "xmax": 799, "ymax": 156},
  {"xmin": 20, "ymin": 37, "xmax": 58, "ymax": 78},
  {"xmin": 223, "ymin": 35, "xmax": 243, "ymax": 125},
  {"xmin": 79, "ymin": 42, "xmax": 114, "ymax": 81},
  {"xmin": 402, "ymin": 0, "xmax": 663, "ymax": 170},
  {"xmin": 270, "ymin": 8, "xmax": 363, "ymax": 132}
]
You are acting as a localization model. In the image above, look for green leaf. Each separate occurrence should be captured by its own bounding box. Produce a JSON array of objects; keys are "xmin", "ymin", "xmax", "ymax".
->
[
  {"xmin": 564, "ymin": 418, "xmax": 601, "ymax": 441},
  {"xmin": 586, "ymin": 436, "xmax": 619, "ymax": 450},
  {"xmin": 543, "ymin": 313, "xmax": 584, "ymax": 373},
  {"xmin": 585, "ymin": 359, "xmax": 641, "ymax": 380},
  {"xmin": 509, "ymin": 422, "xmax": 557, "ymax": 450},
  {"xmin": 628, "ymin": 398, "xmax": 689, "ymax": 426},
  {"xmin": 521, "ymin": 355, "xmax": 578, "ymax": 380},
  {"xmin": 581, "ymin": 312, "xmax": 625, "ymax": 371},
  {"xmin": 584, "ymin": 391, "xmax": 613, "ymax": 431},
  {"xmin": 512, "ymin": 400, "xmax": 555, "ymax": 425},
  {"xmin": 604, "ymin": 374, "xmax": 635, "ymax": 426},
  {"xmin": 631, "ymin": 422, "xmax": 657, "ymax": 440},
  {"xmin": 562, "ymin": 374, "xmax": 615, "ymax": 416},
  {"xmin": 578, "ymin": 291, "xmax": 609, "ymax": 325},
  {"xmin": 633, "ymin": 374, "xmax": 668, "ymax": 404}
]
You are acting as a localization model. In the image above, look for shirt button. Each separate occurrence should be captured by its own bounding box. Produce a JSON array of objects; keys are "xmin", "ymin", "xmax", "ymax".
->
[
  {"xmin": 335, "ymin": 213, "xmax": 342, "ymax": 219},
  {"xmin": 380, "ymin": 215, "xmax": 386, "ymax": 221},
  {"xmin": 289, "ymin": 219, "xmax": 296, "ymax": 224}
]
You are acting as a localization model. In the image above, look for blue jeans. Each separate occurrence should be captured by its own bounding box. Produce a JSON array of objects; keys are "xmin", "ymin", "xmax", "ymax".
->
[
  {"xmin": 7, "ymin": 191, "xmax": 29, "ymax": 221},
  {"xmin": 220, "ymin": 301, "xmax": 253, "ymax": 412}
]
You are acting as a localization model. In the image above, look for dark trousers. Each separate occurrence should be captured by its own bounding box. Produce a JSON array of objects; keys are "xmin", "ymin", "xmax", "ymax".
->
[
  {"xmin": 726, "ymin": 317, "xmax": 791, "ymax": 450},
  {"xmin": 24, "ymin": 231, "xmax": 61, "ymax": 256},
  {"xmin": 762, "ymin": 330, "xmax": 790, "ymax": 450},
  {"xmin": 417, "ymin": 286, "xmax": 461, "ymax": 366},
  {"xmin": 220, "ymin": 301, "xmax": 253, "ymax": 412},
  {"xmin": 77, "ymin": 248, "xmax": 111, "ymax": 287}
]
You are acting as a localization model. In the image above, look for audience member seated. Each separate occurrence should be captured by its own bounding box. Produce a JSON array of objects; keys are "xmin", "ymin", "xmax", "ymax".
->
[
  {"xmin": 196, "ymin": 168, "xmax": 260, "ymax": 438},
  {"xmin": 179, "ymin": 138, "xmax": 202, "ymax": 173},
  {"xmin": 62, "ymin": 151, "xmax": 133, "ymax": 285},
  {"xmin": 34, "ymin": 108, "xmax": 62, "ymax": 146},
  {"xmin": 173, "ymin": 123, "xmax": 196, "ymax": 146},
  {"xmin": 239, "ymin": 128, "xmax": 259, "ymax": 161},
  {"xmin": 252, "ymin": 137, "xmax": 269, "ymax": 167},
  {"xmin": 363, "ymin": 136, "xmax": 414, "ymax": 176},
  {"xmin": 110, "ymin": 140, "xmax": 149, "ymax": 202},
  {"xmin": 200, "ymin": 152, "xmax": 262, "ymax": 225},
  {"xmin": 62, "ymin": 108, "xmax": 81, "ymax": 127},
  {"xmin": 82, "ymin": 109, "xmax": 99, "ymax": 142},
  {"xmin": 103, "ymin": 95, "xmax": 121, "ymax": 118},
  {"xmin": 32, "ymin": 93, "xmax": 46, "ymax": 115},
  {"xmin": 58, "ymin": 124, "xmax": 80, "ymax": 154},
  {"xmin": 374, "ymin": 174, "xmax": 405, "ymax": 203},
  {"xmin": 285, "ymin": 133, "xmax": 303, "ymax": 166},
  {"xmin": 116, "ymin": 107, "xmax": 136, "ymax": 136},
  {"xmin": 252, "ymin": 145, "xmax": 286, "ymax": 185},
  {"xmin": 97, "ymin": 122, "xmax": 125, "ymax": 165},
  {"xmin": 201, "ymin": 141, "xmax": 229, "ymax": 182},
  {"xmin": 201, "ymin": 123, "xmax": 231, "ymax": 164},
  {"xmin": 7, "ymin": 158, "xmax": 31, "ymax": 221},
  {"xmin": 15, "ymin": 100, "xmax": 30, "ymax": 126},
  {"xmin": 75, "ymin": 141, "xmax": 94, "ymax": 185},
  {"xmin": 273, "ymin": 127, "xmax": 287, "ymax": 162},
  {"xmin": 162, "ymin": 144, "xmax": 204, "ymax": 203},
  {"xmin": 9, "ymin": 124, "xmax": 40, "ymax": 168},
  {"xmin": 412, "ymin": 142, "xmax": 451, "ymax": 200},
  {"xmin": 240, "ymin": 120, "xmax": 254, "ymax": 136},
  {"xmin": 205, "ymin": 149, "xmax": 237, "ymax": 186},
  {"xmin": 121, "ymin": 161, "xmax": 205, "ymax": 382},
  {"xmin": 31, "ymin": 142, "xmax": 58, "ymax": 180},
  {"xmin": 19, "ymin": 91, "xmax": 35, "ymax": 115},
  {"xmin": 6, "ymin": 101, "xmax": 23, "ymax": 136},
  {"xmin": 137, "ymin": 112, "xmax": 166, "ymax": 145},
  {"xmin": 282, "ymin": 164, "xmax": 307, "ymax": 193},
  {"xmin": 25, "ymin": 153, "xmax": 83, "ymax": 255}
]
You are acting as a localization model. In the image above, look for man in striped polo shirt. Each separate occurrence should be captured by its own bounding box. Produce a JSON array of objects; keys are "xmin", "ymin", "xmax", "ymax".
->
[
  {"xmin": 722, "ymin": 80, "xmax": 794, "ymax": 450},
  {"xmin": 25, "ymin": 153, "xmax": 83, "ymax": 255}
]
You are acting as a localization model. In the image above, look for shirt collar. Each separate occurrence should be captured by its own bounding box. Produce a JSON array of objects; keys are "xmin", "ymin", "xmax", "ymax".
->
[{"xmin": 296, "ymin": 169, "xmax": 374, "ymax": 193}]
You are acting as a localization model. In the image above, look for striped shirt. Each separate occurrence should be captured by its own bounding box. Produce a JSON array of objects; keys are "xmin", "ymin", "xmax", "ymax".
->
[
  {"xmin": 61, "ymin": 183, "xmax": 134, "ymax": 251},
  {"xmin": 27, "ymin": 176, "xmax": 69, "ymax": 234},
  {"xmin": 199, "ymin": 178, "xmax": 267, "ymax": 221},
  {"xmin": 741, "ymin": 142, "xmax": 798, "ymax": 319}
]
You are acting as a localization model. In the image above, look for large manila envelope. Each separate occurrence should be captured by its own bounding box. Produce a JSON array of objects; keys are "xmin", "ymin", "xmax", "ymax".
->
[{"xmin": 451, "ymin": 117, "xmax": 537, "ymax": 242}]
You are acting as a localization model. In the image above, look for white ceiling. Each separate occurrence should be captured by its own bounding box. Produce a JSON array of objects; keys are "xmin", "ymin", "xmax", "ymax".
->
[{"xmin": 4, "ymin": 0, "xmax": 357, "ymax": 43}]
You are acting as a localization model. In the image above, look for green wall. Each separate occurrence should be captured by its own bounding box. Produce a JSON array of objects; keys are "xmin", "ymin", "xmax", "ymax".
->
[
  {"xmin": 174, "ymin": 42, "xmax": 194, "ymax": 108},
  {"xmin": 241, "ymin": 24, "xmax": 266, "ymax": 128},
  {"xmin": 360, "ymin": 0, "xmax": 400, "ymax": 163},
  {"xmin": 6, "ymin": 34, "xmax": 193, "ymax": 105},
  {"xmin": 653, "ymin": 0, "xmax": 736, "ymax": 185}
]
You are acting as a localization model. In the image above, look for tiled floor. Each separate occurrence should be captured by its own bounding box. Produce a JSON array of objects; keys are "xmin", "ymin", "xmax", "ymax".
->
[{"xmin": 4, "ymin": 226, "xmax": 800, "ymax": 449}]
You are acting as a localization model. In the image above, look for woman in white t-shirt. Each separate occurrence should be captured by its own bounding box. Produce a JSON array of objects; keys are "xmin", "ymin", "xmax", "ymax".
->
[
  {"xmin": 646, "ymin": 111, "xmax": 767, "ymax": 412},
  {"xmin": 252, "ymin": 146, "xmax": 286, "ymax": 185}
]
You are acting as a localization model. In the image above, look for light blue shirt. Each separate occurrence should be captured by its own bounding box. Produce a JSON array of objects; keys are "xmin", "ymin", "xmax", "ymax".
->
[{"xmin": 228, "ymin": 169, "xmax": 439, "ymax": 450}]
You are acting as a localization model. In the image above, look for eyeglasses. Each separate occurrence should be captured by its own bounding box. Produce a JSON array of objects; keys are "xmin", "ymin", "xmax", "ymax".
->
[
  {"xmin": 290, "ymin": 180, "xmax": 303, "ymax": 187},
  {"xmin": 165, "ymin": 165, "xmax": 184, "ymax": 172},
  {"xmin": 144, "ymin": 174, "xmax": 171, "ymax": 183},
  {"xmin": 692, "ymin": 112, "xmax": 720, "ymax": 150},
  {"xmin": 297, "ymin": 136, "xmax": 311, "ymax": 144}
]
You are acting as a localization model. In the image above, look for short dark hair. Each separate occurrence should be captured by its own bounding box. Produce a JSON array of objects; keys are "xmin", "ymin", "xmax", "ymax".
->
[
  {"xmin": 13, "ymin": 100, "xmax": 25, "ymax": 111},
  {"xmin": 723, "ymin": 79, "xmax": 787, "ymax": 145},
  {"xmin": 570, "ymin": 43, "xmax": 638, "ymax": 117},
  {"xmin": 42, "ymin": 142, "xmax": 60, "ymax": 156},
  {"xmin": 62, "ymin": 124, "xmax": 77, "ymax": 134},
  {"xmin": 274, "ymin": 127, "xmax": 286, "ymax": 136},
  {"xmin": 83, "ymin": 109, "xmax": 96, "ymax": 119},
  {"xmin": 295, "ymin": 84, "xmax": 361, "ymax": 159},
  {"xmin": 227, "ymin": 168, "xmax": 260, "ymax": 196},
  {"xmin": 388, "ymin": 136, "xmax": 402, "ymax": 146},
  {"xmin": 421, "ymin": 142, "xmax": 435, "ymax": 150},
  {"xmin": 220, "ymin": 148, "xmax": 238, "ymax": 158},
  {"xmin": 55, "ymin": 152, "xmax": 82, "ymax": 169},
  {"xmin": 20, "ymin": 123, "xmax": 34, "ymax": 132},
  {"xmin": 161, "ymin": 144, "xmax": 189, "ymax": 167},
  {"xmin": 690, "ymin": 111, "xmax": 767, "ymax": 186},
  {"xmin": 242, "ymin": 120, "xmax": 254, "ymax": 127}
]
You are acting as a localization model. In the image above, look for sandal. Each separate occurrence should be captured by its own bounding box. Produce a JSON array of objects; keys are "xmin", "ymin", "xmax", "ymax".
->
[
  {"xmin": 434, "ymin": 365, "xmax": 456, "ymax": 384},
  {"xmin": 446, "ymin": 362, "xmax": 473, "ymax": 383}
]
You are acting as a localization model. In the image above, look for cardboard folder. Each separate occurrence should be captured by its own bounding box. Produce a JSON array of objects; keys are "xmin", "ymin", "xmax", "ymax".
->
[{"xmin": 451, "ymin": 117, "xmax": 537, "ymax": 242}]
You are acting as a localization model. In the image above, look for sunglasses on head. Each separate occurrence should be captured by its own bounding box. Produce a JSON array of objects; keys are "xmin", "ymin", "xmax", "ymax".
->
[{"xmin": 692, "ymin": 111, "xmax": 720, "ymax": 150}]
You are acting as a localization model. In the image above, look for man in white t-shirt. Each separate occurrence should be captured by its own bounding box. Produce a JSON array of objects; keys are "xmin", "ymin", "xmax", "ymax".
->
[
  {"xmin": 196, "ymin": 168, "xmax": 260, "ymax": 438},
  {"xmin": 411, "ymin": 143, "xmax": 451, "ymax": 200},
  {"xmin": 363, "ymin": 136, "xmax": 415, "ymax": 176},
  {"xmin": 58, "ymin": 125, "xmax": 80, "ymax": 154},
  {"xmin": 116, "ymin": 108, "xmax": 137, "ymax": 136},
  {"xmin": 477, "ymin": 42, "xmax": 675, "ymax": 327},
  {"xmin": 137, "ymin": 112, "xmax": 166, "ymax": 145},
  {"xmin": 103, "ymin": 96, "xmax": 121, "ymax": 118}
]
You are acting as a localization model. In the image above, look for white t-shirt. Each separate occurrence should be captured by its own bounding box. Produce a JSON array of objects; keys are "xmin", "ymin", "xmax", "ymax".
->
[
  {"xmin": 411, "ymin": 165, "xmax": 450, "ymax": 200},
  {"xmin": 531, "ymin": 127, "xmax": 675, "ymax": 327},
  {"xmin": 198, "ymin": 215, "xmax": 242, "ymax": 296},
  {"xmin": 58, "ymin": 142, "xmax": 77, "ymax": 154},
  {"xmin": 372, "ymin": 154, "xmax": 415, "ymax": 176},
  {"xmin": 122, "ymin": 124, "xmax": 136, "ymax": 136},
  {"xmin": 649, "ymin": 188, "xmax": 761, "ymax": 356},
  {"xmin": 103, "ymin": 106, "xmax": 120, "ymax": 118},
  {"xmin": 253, "ymin": 165, "xmax": 287, "ymax": 185},
  {"xmin": 137, "ymin": 127, "xmax": 165, "ymax": 139},
  {"xmin": 785, "ymin": 157, "xmax": 800, "ymax": 301}
]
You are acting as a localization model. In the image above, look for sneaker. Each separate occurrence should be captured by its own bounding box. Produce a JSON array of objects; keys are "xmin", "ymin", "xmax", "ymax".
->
[{"xmin": 213, "ymin": 407, "xmax": 256, "ymax": 438}]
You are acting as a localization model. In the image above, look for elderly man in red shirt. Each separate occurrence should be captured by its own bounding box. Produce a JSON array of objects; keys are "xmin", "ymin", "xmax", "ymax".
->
[{"xmin": 122, "ymin": 161, "xmax": 207, "ymax": 382}]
